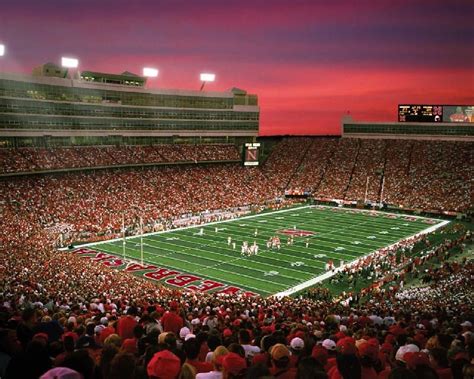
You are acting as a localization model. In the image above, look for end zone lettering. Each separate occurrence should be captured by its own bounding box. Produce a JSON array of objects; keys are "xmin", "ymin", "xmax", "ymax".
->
[{"xmin": 73, "ymin": 249, "xmax": 251, "ymax": 295}]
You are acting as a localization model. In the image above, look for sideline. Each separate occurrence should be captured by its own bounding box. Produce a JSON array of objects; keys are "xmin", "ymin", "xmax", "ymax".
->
[{"xmin": 272, "ymin": 218, "xmax": 450, "ymax": 298}]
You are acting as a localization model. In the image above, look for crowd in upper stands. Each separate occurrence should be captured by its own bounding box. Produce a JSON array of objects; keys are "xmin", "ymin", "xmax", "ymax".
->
[
  {"xmin": 0, "ymin": 144, "xmax": 240, "ymax": 173},
  {"xmin": 1, "ymin": 138, "xmax": 472, "ymax": 213},
  {"xmin": 0, "ymin": 137, "xmax": 473, "ymax": 379}
]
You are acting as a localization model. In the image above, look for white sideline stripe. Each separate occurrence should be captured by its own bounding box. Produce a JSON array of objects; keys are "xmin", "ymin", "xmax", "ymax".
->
[
  {"xmin": 272, "ymin": 218, "xmax": 450, "ymax": 298},
  {"xmin": 59, "ymin": 205, "xmax": 312, "ymax": 250}
]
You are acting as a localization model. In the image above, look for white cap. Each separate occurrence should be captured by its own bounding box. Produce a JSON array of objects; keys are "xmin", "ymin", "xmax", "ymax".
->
[
  {"xmin": 461, "ymin": 321, "xmax": 472, "ymax": 328},
  {"xmin": 395, "ymin": 344, "xmax": 420, "ymax": 362},
  {"xmin": 191, "ymin": 318, "xmax": 201, "ymax": 325},
  {"xmin": 290, "ymin": 337, "xmax": 305, "ymax": 350},
  {"xmin": 339, "ymin": 325, "xmax": 348, "ymax": 333},
  {"xmin": 94, "ymin": 325, "xmax": 105, "ymax": 334},
  {"xmin": 185, "ymin": 333, "xmax": 196, "ymax": 341},
  {"xmin": 179, "ymin": 327, "xmax": 191, "ymax": 339},
  {"xmin": 322, "ymin": 339, "xmax": 336, "ymax": 351},
  {"xmin": 100, "ymin": 317, "xmax": 109, "ymax": 325}
]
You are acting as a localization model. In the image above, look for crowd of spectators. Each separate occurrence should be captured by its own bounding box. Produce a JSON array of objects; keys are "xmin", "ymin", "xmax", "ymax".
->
[
  {"xmin": 0, "ymin": 144, "xmax": 240, "ymax": 173},
  {"xmin": 0, "ymin": 138, "xmax": 473, "ymax": 378},
  {"xmin": 272, "ymin": 138, "xmax": 473, "ymax": 213},
  {"xmin": 0, "ymin": 163, "xmax": 279, "ymax": 245}
]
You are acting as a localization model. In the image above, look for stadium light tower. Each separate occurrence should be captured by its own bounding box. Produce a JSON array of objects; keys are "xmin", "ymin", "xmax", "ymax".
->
[
  {"xmin": 61, "ymin": 57, "xmax": 79, "ymax": 68},
  {"xmin": 143, "ymin": 67, "xmax": 159, "ymax": 78},
  {"xmin": 0, "ymin": 44, "xmax": 5, "ymax": 57},
  {"xmin": 61, "ymin": 57, "xmax": 79, "ymax": 79},
  {"xmin": 200, "ymin": 73, "xmax": 215, "ymax": 91}
]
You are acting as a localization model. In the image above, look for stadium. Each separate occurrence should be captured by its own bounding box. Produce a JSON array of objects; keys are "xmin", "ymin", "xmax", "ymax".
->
[{"xmin": 1, "ymin": 2, "xmax": 473, "ymax": 379}]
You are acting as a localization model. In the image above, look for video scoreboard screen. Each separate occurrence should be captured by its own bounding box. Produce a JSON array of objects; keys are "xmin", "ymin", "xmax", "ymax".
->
[
  {"xmin": 399, "ymin": 105, "xmax": 474, "ymax": 123},
  {"xmin": 242, "ymin": 143, "xmax": 260, "ymax": 166},
  {"xmin": 398, "ymin": 105, "xmax": 443, "ymax": 122}
]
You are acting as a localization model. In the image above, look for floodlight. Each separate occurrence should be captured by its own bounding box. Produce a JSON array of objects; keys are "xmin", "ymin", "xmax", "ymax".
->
[
  {"xmin": 61, "ymin": 57, "xmax": 79, "ymax": 68},
  {"xmin": 143, "ymin": 67, "xmax": 158, "ymax": 77},
  {"xmin": 0, "ymin": 44, "xmax": 5, "ymax": 57},
  {"xmin": 200, "ymin": 73, "xmax": 215, "ymax": 82}
]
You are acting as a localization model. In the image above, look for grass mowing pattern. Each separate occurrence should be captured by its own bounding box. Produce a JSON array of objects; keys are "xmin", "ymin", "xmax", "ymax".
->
[{"xmin": 85, "ymin": 206, "xmax": 443, "ymax": 297}]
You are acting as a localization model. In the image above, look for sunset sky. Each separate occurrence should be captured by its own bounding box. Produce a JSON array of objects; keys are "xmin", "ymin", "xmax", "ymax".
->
[{"xmin": 1, "ymin": 0, "xmax": 473, "ymax": 135}]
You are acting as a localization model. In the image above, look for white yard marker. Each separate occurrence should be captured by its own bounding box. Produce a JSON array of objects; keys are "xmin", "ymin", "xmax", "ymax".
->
[
  {"xmin": 264, "ymin": 271, "xmax": 279, "ymax": 276},
  {"xmin": 291, "ymin": 261, "xmax": 305, "ymax": 267}
]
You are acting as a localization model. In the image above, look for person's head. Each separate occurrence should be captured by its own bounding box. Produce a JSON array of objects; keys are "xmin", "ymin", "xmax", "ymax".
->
[
  {"xmin": 63, "ymin": 335, "xmax": 75, "ymax": 353},
  {"xmin": 207, "ymin": 334, "xmax": 222, "ymax": 352},
  {"xmin": 104, "ymin": 334, "xmax": 122, "ymax": 349},
  {"xmin": 178, "ymin": 363, "xmax": 196, "ymax": 379},
  {"xmin": 222, "ymin": 352, "xmax": 247, "ymax": 379},
  {"xmin": 108, "ymin": 352, "xmax": 136, "ymax": 379},
  {"xmin": 428, "ymin": 347, "xmax": 448, "ymax": 368},
  {"xmin": 297, "ymin": 356, "xmax": 328, "ymax": 379},
  {"xmin": 147, "ymin": 349, "xmax": 181, "ymax": 379},
  {"xmin": 62, "ymin": 350, "xmax": 96, "ymax": 379},
  {"xmin": 183, "ymin": 338, "xmax": 199, "ymax": 360},
  {"xmin": 463, "ymin": 364, "xmax": 474, "ymax": 379},
  {"xmin": 212, "ymin": 345, "xmax": 229, "ymax": 371},
  {"xmin": 335, "ymin": 353, "xmax": 361, "ymax": 379},
  {"xmin": 270, "ymin": 343, "xmax": 290, "ymax": 369},
  {"xmin": 260, "ymin": 334, "xmax": 276, "ymax": 353},
  {"xmin": 227, "ymin": 343, "xmax": 246, "ymax": 358},
  {"xmin": 133, "ymin": 324, "xmax": 144, "ymax": 339},
  {"xmin": 239, "ymin": 329, "xmax": 251, "ymax": 344},
  {"xmin": 99, "ymin": 345, "xmax": 119, "ymax": 379}
]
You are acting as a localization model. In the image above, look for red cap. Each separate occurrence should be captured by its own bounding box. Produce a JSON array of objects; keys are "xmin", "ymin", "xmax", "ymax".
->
[
  {"xmin": 380, "ymin": 342, "xmax": 393, "ymax": 354},
  {"xmin": 223, "ymin": 328, "xmax": 233, "ymax": 338},
  {"xmin": 335, "ymin": 331, "xmax": 346, "ymax": 341},
  {"xmin": 384, "ymin": 334, "xmax": 396, "ymax": 345},
  {"xmin": 311, "ymin": 345, "xmax": 329, "ymax": 366},
  {"xmin": 122, "ymin": 338, "xmax": 137, "ymax": 354},
  {"xmin": 404, "ymin": 352, "xmax": 430, "ymax": 369},
  {"xmin": 169, "ymin": 301, "xmax": 178, "ymax": 310},
  {"xmin": 358, "ymin": 342, "xmax": 379, "ymax": 360},
  {"xmin": 337, "ymin": 337, "xmax": 357, "ymax": 355},
  {"xmin": 222, "ymin": 352, "xmax": 247, "ymax": 375},
  {"xmin": 147, "ymin": 350, "xmax": 181, "ymax": 379}
]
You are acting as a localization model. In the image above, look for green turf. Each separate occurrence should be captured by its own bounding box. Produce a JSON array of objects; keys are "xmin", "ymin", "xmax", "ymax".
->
[{"xmin": 81, "ymin": 206, "xmax": 446, "ymax": 297}]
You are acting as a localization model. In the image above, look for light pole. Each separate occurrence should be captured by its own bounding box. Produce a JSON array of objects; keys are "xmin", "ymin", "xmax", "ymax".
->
[
  {"xmin": 0, "ymin": 44, "xmax": 5, "ymax": 57},
  {"xmin": 61, "ymin": 57, "xmax": 79, "ymax": 79},
  {"xmin": 200, "ymin": 73, "xmax": 215, "ymax": 91},
  {"xmin": 143, "ymin": 67, "xmax": 159, "ymax": 78}
]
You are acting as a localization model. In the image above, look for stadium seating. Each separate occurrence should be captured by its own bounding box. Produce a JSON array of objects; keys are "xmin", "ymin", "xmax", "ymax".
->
[
  {"xmin": 0, "ymin": 144, "xmax": 241, "ymax": 174},
  {"xmin": 0, "ymin": 137, "xmax": 472, "ymax": 379}
]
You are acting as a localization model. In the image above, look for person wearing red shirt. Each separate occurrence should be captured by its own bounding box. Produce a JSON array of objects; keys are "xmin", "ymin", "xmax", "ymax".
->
[
  {"xmin": 161, "ymin": 303, "xmax": 184, "ymax": 335},
  {"xmin": 116, "ymin": 306, "xmax": 138, "ymax": 340}
]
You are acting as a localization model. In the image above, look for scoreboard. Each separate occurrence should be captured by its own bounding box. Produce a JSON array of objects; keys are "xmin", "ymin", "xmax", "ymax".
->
[
  {"xmin": 242, "ymin": 143, "xmax": 260, "ymax": 166},
  {"xmin": 398, "ymin": 105, "xmax": 443, "ymax": 122},
  {"xmin": 399, "ymin": 105, "xmax": 474, "ymax": 123}
]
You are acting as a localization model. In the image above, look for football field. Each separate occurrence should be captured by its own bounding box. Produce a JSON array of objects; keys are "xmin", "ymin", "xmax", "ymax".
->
[{"xmin": 77, "ymin": 206, "xmax": 446, "ymax": 297}]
